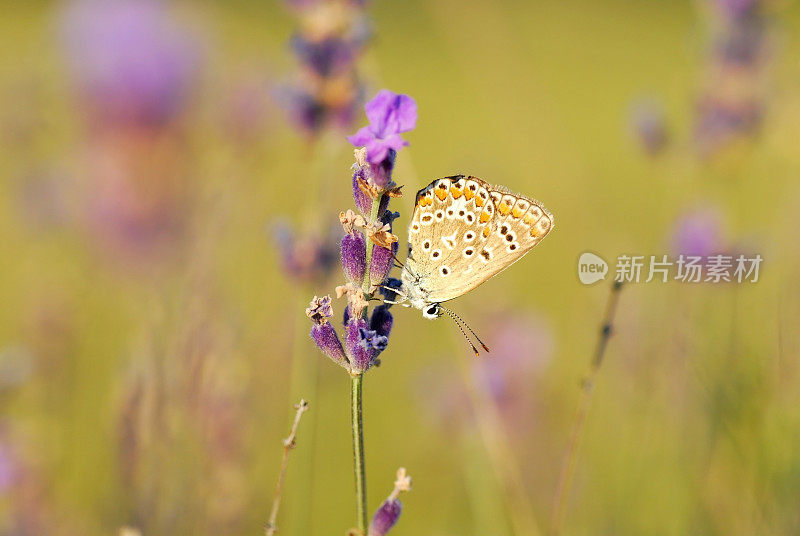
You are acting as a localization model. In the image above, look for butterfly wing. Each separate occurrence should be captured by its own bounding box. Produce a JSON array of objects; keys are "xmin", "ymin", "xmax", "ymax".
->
[{"xmin": 406, "ymin": 176, "xmax": 554, "ymax": 303}]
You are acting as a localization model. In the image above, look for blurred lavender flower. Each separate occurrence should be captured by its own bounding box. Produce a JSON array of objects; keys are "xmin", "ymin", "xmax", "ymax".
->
[
  {"xmin": 693, "ymin": 0, "xmax": 769, "ymax": 156},
  {"xmin": 0, "ymin": 441, "xmax": 19, "ymax": 493},
  {"xmin": 629, "ymin": 98, "xmax": 669, "ymax": 156},
  {"xmin": 415, "ymin": 311, "xmax": 554, "ymax": 435},
  {"xmin": 471, "ymin": 312, "xmax": 554, "ymax": 419},
  {"xmin": 273, "ymin": 221, "xmax": 340, "ymax": 283},
  {"xmin": 670, "ymin": 206, "xmax": 726, "ymax": 258},
  {"xmin": 218, "ymin": 74, "xmax": 273, "ymax": 146},
  {"xmin": 279, "ymin": 0, "xmax": 370, "ymax": 136},
  {"xmin": 714, "ymin": 0, "xmax": 761, "ymax": 21},
  {"xmin": 348, "ymin": 90, "xmax": 418, "ymax": 164},
  {"xmin": 291, "ymin": 36, "xmax": 356, "ymax": 77},
  {"xmin": 59, "ymin": 0, "xmax": 201, "ymax": 127}
]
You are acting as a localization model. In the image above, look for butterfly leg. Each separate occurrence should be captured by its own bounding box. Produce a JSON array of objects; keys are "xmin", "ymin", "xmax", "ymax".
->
[{"xmin": 382, "ymin": 299, "xmax": 410, "ymax": 307}]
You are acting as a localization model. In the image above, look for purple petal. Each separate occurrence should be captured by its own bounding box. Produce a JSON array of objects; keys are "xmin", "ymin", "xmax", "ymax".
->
[
  {"xmin": 364, "ymin": 89, "xmax": 396, "ymax": 136},
  {"xmin": 381, "ymin": 133, "xmax": 410, "ymax": 152},
  {"xmin": 347, "ymin": 126, "xmax": 375, "ymax": 147},
  {"xmin": 389, "ymin": 94, "xmax": 417, "ymax": 133},
  {"xmin": 365, "ymin": 140, "xmax": 391, "ymax": 165},
  {"xmin": 364, "ymin": 90, "xmax": 418, "ymax": 137}
]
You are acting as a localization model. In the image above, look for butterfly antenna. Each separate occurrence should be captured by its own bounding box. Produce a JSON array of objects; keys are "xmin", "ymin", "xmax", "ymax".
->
[
  {"xmin": 390, "ymin": 251, "xmax": 406, "ymax": 268},
  {"xmin": 441, "ymin": 306, "xmax": 490, "ymax": 353},
  {"xmin": 441, "ymin": 308, "xmax": 480, "ymax": 357}
]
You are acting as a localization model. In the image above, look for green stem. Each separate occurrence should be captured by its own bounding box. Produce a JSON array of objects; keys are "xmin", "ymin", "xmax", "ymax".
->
[
  {"xmin": 351, "ymin": 193, "xmax": 382, "ymax": 534},
  {"xmin": 351, "ymin": 373, "xmax": 367, "ymax": 532}
]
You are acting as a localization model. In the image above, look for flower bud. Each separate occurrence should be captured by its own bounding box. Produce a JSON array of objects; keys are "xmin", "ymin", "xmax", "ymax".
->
[
  {"xmin": 345, "ymin": 317, "xmax": 375, "ymax": 374},
  {"xmin": 310, "ymin": 322, "xmax": 347, "ymax": 369},
  {"xmin": 370, "ymin": 241, "xmax": 398, "ymax": 287},
  {"xmin": 370, "ymin": 305, "xmax": 393, "ymax": 340},
  {"xmin": 341, "ymin": 231, "xmax": 366, "ymax": 284},
  {"xmin": 368, "ymin": 500, "xmax": 402, "ymax": 536},
  {"xmin": 306, "ymin": 296, "xmax": 348, "ymax": 369}
]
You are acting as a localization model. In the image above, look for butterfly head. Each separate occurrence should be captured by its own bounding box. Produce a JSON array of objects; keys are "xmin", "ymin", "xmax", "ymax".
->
[{"xmin": 422, "ymin": 303, "xmax": 442, "ymax": 319}]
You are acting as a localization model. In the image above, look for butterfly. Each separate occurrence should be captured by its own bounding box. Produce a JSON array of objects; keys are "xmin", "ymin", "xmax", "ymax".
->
[{"xmin": 385, "ymin": 175, "xmax": 554, "ymax": 328}]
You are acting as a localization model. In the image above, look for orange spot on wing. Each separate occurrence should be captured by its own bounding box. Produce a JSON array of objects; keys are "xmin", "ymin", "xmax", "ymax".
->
[
  {"xmin": 482, "ymin": 225, "xmax": 491, "ymax": 238},
  {"xmin": 479, "ymin": 211, "xmax": 491, "ymax": 223},
  {"xmin": 450, "ymin": 186, "xmax": 463, "ymax": 198},
  {"xmin": 512, "ymin": 207, "xmax": 524, "ymax": 218},
  {"xmin": 435, "ymin": 189, "xmax": 448, "ymax": 201},
  {"xmin": 464, "ymin": 189, "xmax": 475, "ymax": 200},
  {"xmin": 498, "ymin": 202, "xmax": 511, "ymax": 216},
  {"xmin": 475, "ymin": 196, "xmax": 485, "ymax": 207}
]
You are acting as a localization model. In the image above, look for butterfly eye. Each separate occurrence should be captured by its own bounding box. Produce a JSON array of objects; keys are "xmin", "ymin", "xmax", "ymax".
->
[{"xmin": 425, "ymin": 305, "xmax": 439, "ymax": 317}]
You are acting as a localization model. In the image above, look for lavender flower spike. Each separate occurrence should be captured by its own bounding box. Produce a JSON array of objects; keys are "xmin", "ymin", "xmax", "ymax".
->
[
  {"xmin": 306, "ymin": 296, "xmax": 348, "ymax": 369},
  {"xmin": 348, "ymin": 90, "xmax": 417, "ymax": 164},
  {"xmin": 368, "ymin": 468, "xmax": 412, "ymax": 536}
]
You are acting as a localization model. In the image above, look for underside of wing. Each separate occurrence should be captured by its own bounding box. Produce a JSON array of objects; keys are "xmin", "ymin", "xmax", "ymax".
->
[{"xmin": 406, "ymin": 176, "xmax": 554, "ymax": 303}]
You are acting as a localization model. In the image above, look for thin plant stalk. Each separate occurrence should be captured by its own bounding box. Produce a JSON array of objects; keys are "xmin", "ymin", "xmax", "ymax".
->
[
  {"xmin": 285, "ymin": 138, "xmax": 327, "ymax": 534},
  {"xmin": 285, "ymin": 300, "xmax": 319, "ymax": 534},
  {"xmin": 454, "ymin": 353, "xmax": 543, "ymax": 536},
  {"xmin": 550, "ymin": 281, "xmax": 624, "ymax": 536},
  {"xmin": 350, "ymin": 197, "xmax": 383, "ymax": 533},
  {"xmin": 350, "ymin": 373, "xmax": 367, "ymax": 532},
  {"xmin": 461, "ymin": 431, "xmax": 517, "ymax": 536},
  {"xmin": 266, "ymin": 399, "xmax": 310, "ymax": 536}
]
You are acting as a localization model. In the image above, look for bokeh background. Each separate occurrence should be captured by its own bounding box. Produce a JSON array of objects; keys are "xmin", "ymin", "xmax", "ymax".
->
[{"xmin": 1, "ymin": 0, "xmax": 800, "ymax": 535}]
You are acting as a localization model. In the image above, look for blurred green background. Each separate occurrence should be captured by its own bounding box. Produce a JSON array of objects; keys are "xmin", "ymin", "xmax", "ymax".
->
[{"xmin": 1, "ymin": 0, "xmax": 800, "ymax": 534}]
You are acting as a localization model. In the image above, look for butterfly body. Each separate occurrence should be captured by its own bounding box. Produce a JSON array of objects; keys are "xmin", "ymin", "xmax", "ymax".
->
[{"xmin": 395, "ymin": 175, "xmax": 554, "ymax": 318}]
